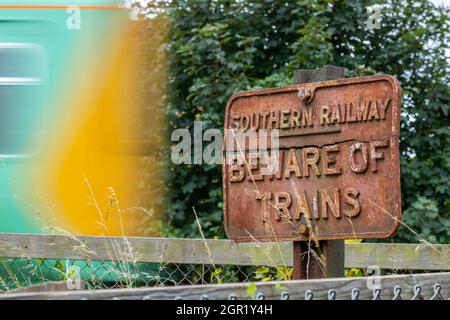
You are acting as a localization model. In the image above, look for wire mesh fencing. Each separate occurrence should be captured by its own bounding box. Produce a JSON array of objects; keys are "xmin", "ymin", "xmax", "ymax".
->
[
  {"xmin": 0, "ymin": 266, "xmax": 448, "ymax": 300},
  {"xmin": 1, "ymin": 256, "xmax": 448, "ymax": 293},
  {"xmin": 0, "ymin": 257, "xmax": 285, "ymax": 291}
]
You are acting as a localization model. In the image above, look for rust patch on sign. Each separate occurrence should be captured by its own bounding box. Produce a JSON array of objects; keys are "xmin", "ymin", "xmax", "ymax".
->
[{"xmin": 223, "ymin": 75, "xmax": 402, "ymax": 241}]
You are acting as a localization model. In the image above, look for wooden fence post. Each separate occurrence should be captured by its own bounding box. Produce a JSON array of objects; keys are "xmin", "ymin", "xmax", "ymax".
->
[{"xmin": 292, "ymin": 65, "xmax": 346, "ymax": 279}]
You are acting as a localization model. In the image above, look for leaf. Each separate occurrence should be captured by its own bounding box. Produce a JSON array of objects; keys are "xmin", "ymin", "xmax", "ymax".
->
[{"xmin": 246, "ymin": 282, "xmax": 257, "ymax": 300}]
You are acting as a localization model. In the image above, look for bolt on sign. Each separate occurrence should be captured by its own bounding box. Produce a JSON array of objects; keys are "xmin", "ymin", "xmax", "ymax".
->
[{"xmin": 223, "ymin": 75, "xmax": 402, "ymax": 241}]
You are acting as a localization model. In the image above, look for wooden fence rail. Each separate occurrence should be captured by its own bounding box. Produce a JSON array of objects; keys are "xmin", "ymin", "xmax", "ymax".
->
[
  {"xmin": 0, "ymin": 233, "xmax": 449, "ymax": 270},
  {"xmin": 0, "ymin": 272, "xmax": 448, "ymax": 300}
]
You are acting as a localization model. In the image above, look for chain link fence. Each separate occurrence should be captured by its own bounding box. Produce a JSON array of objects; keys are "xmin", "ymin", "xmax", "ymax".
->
[
  {"xmin": 0, "ymin": 266, "xmax": 448, "ymax": 300},
  {"xmin": 2, "ymin": 257, "xmax": 448, "ymax": 293},
  {"xmin": 0, "ymin": 257, "xmax": 284, "ymax": 291}
]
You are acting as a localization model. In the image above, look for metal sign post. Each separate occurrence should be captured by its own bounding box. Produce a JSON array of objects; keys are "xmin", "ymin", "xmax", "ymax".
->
[
  {"xmin": 223, "ymin": 66, "xmax": 402, "ymax": 280},
  {"xmin": 292, "ymin": 66, "xmax": 345, "ymax": 279}
]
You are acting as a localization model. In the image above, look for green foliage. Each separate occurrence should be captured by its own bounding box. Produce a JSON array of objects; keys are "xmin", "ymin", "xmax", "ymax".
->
[
  {"xmin": 345, "ymin": 268, "xmax": 365, "ymax": 277},
  {"xmin": 246, "ymin": 282, "xmax": 257, "ymax": 299},
  {"xmin": 401, "ymin": 196, "xmax": 450, "ymax": 243},
  {"xmin": 210, "ymin": 267, "xmax": 223, "ymax": 284},
  {"xmin": 160, "ymin": 0, "xmax": 450, "ymax": 243},
  {"xmin": 254, "ymin": 266, "xmax": 292, "ymax": 281}
]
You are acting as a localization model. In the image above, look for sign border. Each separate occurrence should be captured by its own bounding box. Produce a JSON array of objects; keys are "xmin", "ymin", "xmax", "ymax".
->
[{"xmin": 223, "ymin": 74, "xmax": 402, "ymax": 242}]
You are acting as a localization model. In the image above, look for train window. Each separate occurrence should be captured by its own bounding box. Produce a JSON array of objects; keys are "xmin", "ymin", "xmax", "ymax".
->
[
  {"xmin": 0, "ymin": 43, "xmax": 46, "ymax": 156},
  {"xmin": 0, "ymin": 43, "xmax": 45, "ymax": 80}
]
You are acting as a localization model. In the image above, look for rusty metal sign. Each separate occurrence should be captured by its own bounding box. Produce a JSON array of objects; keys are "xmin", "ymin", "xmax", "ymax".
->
[{"xmin": 223, "ymin": 75, "xmax": 402, "ymax": 241}]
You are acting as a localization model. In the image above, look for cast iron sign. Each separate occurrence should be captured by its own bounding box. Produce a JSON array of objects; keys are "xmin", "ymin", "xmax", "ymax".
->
[{"xmin": 223, "ymin": 75, "xmax": 402, "ymax": 241}]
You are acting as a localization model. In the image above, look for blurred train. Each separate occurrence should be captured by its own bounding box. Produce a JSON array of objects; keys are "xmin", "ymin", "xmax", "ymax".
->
[{"xmin": 0, "ymin": 0, "xmax": 166, "ymax": 238}]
